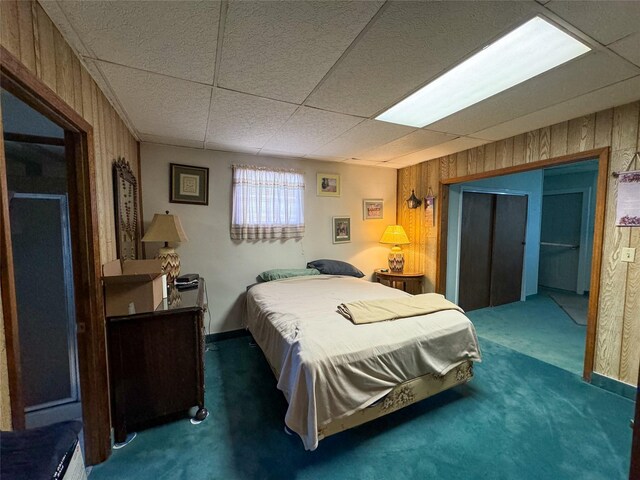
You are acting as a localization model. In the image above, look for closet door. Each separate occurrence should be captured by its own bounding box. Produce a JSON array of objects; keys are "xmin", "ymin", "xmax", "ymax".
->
[
  {"xmin": 490, "ymin": 194, "xmax": 528, "ymax": 306},
  {"xmin": 458, "ymin": 192, "xmax": 494, "ymax": 311}
]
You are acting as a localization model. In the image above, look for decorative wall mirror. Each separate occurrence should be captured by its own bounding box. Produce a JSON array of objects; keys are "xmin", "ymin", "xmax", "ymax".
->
[{"xmin": 113, "ymin": 157, "xmax": 139, "ymax": 260}]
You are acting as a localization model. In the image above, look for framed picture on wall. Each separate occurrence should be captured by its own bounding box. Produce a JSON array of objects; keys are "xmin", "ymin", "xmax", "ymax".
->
[
  {"xmin": 170, "ymin": 163, "xmax": 209, "ymax": 205},
  {"xmin": 317, "ymin": 173, "xmax": 340, "ymax": 197},
  {"xmin": 332, "ymin": 216, "xmax": 351, "ymax": 243},
  {"xmin": 363, "ymin": 199, "xmax": 383, "ymax": 220}
]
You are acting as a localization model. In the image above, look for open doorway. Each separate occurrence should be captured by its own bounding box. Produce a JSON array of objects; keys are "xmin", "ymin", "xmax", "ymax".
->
[
  {"xmin": 2, "ymin": 89, "xmax": 82, "ymax": 429},
  {"xmin": 538, "ymin": 160, "xmax": 598, "ymax": 328},
  {"xmin": 440, "ymin": 150, "xmax": 608, "ymax": 380},
  {"xmin": 1, "ymin": 48, "xmax": 111, "ymax": 464}
]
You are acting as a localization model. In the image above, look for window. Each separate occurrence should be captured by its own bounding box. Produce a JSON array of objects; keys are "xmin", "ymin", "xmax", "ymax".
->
[{"xmin": 231, "ymin": 165, "xmax": 305, "ymax": 240}]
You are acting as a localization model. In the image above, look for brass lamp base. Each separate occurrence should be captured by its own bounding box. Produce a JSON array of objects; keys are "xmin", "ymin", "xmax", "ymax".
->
[
  {"xmin": 388, "ymin": 245, "xmax": 405, "ymax": 273},
  {"xmin": 157, "ymin": 246, "xmax": 180, "ymax": 283}
]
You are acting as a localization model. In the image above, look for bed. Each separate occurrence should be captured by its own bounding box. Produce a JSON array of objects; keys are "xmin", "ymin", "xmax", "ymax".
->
[
  {"xmin": 0, "ymin": 421, "xmax": 87, "ymax": 480},
  {"xmin": 245, "ymin": 274, "xmax": 482, "ymax": 450}
]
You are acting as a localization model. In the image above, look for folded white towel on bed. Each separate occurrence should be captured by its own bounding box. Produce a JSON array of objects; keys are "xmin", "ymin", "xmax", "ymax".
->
[{"xmin": 338, "ymin": 293, "xmax": 464, "ymax": 324}]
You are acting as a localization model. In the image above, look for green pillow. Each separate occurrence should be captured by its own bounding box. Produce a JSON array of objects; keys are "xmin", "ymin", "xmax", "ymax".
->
[{"xmin": 259, "ymin": 268, "xmax": 321, "ymax": 282}]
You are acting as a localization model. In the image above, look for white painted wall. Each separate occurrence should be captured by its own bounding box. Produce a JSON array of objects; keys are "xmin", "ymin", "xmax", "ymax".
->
[{"xmin": 140, "ymin": 144, "xmax": 397, "ymax": 334}]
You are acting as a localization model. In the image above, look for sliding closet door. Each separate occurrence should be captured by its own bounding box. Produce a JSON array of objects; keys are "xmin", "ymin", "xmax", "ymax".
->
[
  {"xmin": 458, "ymin": 192, "xmax": 494, "ymax": 311},
  {"xmin": 490, "ymin": 195, "xmax": 528, "ymax": 307}
]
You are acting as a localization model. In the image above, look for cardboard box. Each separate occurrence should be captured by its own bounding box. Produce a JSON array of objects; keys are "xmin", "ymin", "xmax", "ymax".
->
[{"xmin": 102, "ymin": 259, "xmax": 164, "ymax": 317}]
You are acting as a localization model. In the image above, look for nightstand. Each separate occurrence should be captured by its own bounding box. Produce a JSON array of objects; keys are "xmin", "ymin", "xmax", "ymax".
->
[{"xmin": 374, "ymin": 269, "xmax": 424, "ymax": 294}]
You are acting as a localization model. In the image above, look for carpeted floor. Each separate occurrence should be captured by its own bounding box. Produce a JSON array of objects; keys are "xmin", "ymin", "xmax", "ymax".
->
[
  {"xmin": 466, "ymin": 293, "xmax": 586, "ymax": 376},
  {"xmin": 90, "ymin": 336, "xmax": 633, "ymax": 480}
]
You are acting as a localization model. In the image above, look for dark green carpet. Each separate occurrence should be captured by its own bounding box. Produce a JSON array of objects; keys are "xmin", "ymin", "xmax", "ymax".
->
[
  {"xmin": 466, "ymin": 293, "xmax": 586, "ymax": 376},
  {"xmin": 91, "ymin": 337, "xmax": 633, "ymax": 480}
]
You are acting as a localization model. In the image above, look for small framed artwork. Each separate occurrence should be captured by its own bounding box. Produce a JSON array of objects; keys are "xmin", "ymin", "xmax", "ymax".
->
[
  {"xmin": 425, "ymin": 194, "xmax": 436, "ymax": 226},
  {"xmin": 332, "ymin": 216, "xmax": 351, "ymax": 244},
  {"xmin": 616, "ymin": 169, "xmax": 640, "ymax": 226},
  {"xmin": 317, "ymin": 173, "xmax": 340, "ymax": 197},
  {"xmin": 363, "ymin": 199, "xmax": 383, "ymax": 220},
  {"xmin": 170, "ymin": 163, "xmax": 209, "ymax": 205}
]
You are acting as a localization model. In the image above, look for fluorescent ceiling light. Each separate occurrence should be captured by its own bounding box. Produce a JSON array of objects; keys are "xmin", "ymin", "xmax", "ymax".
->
[{"xmin": 376, "ymin": 16, "xmax": 591, "ymax": 128}]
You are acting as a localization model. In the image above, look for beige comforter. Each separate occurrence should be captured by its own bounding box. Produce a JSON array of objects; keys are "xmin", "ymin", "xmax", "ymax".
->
[{"xmin": 245, "ymin": 275, "xmax": 481, "ymax": 450}]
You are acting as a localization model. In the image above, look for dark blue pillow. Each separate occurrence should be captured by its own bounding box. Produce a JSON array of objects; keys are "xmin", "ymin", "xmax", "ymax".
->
[{"xmin": 306, "ymin": 259, "xmax": 364, "ymax": 278}]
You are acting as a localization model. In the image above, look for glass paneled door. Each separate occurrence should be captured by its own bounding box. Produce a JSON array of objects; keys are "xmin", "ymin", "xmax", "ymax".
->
[{"xmin": 9, "ymin": 193, "xmax": 81, "ymax": 427}]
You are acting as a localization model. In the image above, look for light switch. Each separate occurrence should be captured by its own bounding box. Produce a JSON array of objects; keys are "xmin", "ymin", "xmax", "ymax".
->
[{"xmin": 621, "ymin": 247, "xmax": 636, "ymax": 263}]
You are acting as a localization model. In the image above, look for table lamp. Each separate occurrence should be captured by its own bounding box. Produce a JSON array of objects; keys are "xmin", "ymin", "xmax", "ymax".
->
[
  {"xmin": 379, "ymin": 225, "xmax": 410, "ymax": 273},
  {"xmin": 142, "ymin": 211, "xmax": 188, "ymax": 283}
]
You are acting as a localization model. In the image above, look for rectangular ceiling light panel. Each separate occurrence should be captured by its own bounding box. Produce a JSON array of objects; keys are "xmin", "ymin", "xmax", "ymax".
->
[{"xmin": 376, "ymin": 16, "xmax": 591, "ymax": 128}]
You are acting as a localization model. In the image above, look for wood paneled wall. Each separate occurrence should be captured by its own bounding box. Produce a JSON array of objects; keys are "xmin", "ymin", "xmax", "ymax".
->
[
  {"xmin": 1, "ymin": 0, "xmax": 139, "ymax": 263},
  {"xmin": 397, "ymin": 101, "xmax": 640, "ymax": 386},
  {"xmin": 0, "ymin": 1, "xmax": 140, "ymax": 427}
]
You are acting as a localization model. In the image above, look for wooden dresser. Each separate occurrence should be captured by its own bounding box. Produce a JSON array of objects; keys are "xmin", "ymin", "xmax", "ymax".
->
[{"xmin": 106, "ymin": 280, "xmax": 207, "ymax": 443}]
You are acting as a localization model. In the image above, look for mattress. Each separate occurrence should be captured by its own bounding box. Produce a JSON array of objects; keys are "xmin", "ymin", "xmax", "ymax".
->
[{"xmin": 246, "ymin": 275, "xmax": 482, "ymax": 450}]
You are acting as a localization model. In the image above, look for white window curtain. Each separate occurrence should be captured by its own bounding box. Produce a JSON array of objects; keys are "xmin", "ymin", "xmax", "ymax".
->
[{"xmin": 231, "ymin": 165, "xmax": 305, "ymax": 240}]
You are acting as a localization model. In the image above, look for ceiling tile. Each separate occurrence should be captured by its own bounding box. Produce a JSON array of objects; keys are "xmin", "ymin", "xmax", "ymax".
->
[
  {"xmin": 257, "ymin": 149, "xmax": 307, "ymax": 160},
  {"xmin": 97, "ymin": 61, "xmax": 212, "ymax": 142},
  {"xmin": 307, "ymin": 155, "xmax": 347, "ymax": 163},
  {"xmin": 357, "ymin": 130, "xmax": 458, "ymax": 162},
  {"xmin": 262, "ymin": 107, "xmax": 362, "ymax": 156},
  {"xmin": 206, "ymin": 88, "xmax": 298, "ymax": 149},
  {"xmin": 610, "ymin": 33, "xmax": 640, "ymax": 68},
  {"xmin": 205, "ymin": 142, "xmax": 260, "ymax": 155},
  {"xmin": 376, "ymin": 162, "xmax": 401, "ymax": 169},
  {"xmin": 342, "ymin": 158, "xmax": 388, "ymax": 167},
  {"xmin": 383, "ymin": 157, "xmax": 426, "ymax": 167},
  {"xmin": 474, "ymin": 75, "xmax": 640, "ymax": 140},
  {"xmin": 60, "ymin": 1, "xmax": 220, "ymax": 84},
  {"xmin": 546, "ymin": 0, "xmax": 640, "ymax": 45},
  {"xmin": 387, "ymin": 137, "xmax": 490, "ymax": 165},
  {"xmin": 312, "ymin": 120, "xmax": 416, "ymax": 158},
  {"xmin": 218, "ymin": 1, "xmax": 382, "ymax": 103},
  {"xmin": 139, "ymin": 133, "xmax": 204, "ymax": 150},
  {"xmin": 426, "ymin": 50, "xmax": 639, "ymax": 136},
  {"xmin": 306, "ymin": 1, "xmax": 541, "ymax": 117}
]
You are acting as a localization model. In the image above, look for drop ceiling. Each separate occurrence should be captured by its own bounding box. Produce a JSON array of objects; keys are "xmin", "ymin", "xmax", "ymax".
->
[{"xmin": 41, "ymin": 0, "xmax": 640, "ymax": 169}]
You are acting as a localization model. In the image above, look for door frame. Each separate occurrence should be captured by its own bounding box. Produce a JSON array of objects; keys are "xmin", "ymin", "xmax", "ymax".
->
[
  {"xmin": 436, "ymin": 147, "xmax": 609, "ymax": 381},
  {"xmin": 541, "ymin": 187, "xmax": 593, "ymax": 295},
  {"xmin": 1, "ymin": 46, "xmax": 111, "ymax": 464},
  {"xmin": 450, "ymin": 187, "xmax": 530, "ymax": 305}
]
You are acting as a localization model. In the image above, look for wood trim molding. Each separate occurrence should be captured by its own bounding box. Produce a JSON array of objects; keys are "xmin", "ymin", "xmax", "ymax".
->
[
  {"xmin": 583, "ymin": 148, "xmax": 609, "ymax": 381},
  {"xmin": 0, "ymin": 46, "xmax": 91, "ymax": 133},
  {"xmin": 1, "ymin": 46, "xmax": 110, "ymax": 463},
  {"xmin": 435, "ymin": 183, "xmax": 449, "ymax": 294},
  {"xmin": 437, "ymin": 147, "xmax": 609, "ymax": 381},
  {"xmin": 3, "ymin": 132, "xmax": 65, "ymax": 146},
  {"xmin": 441, "ymin": 148, "xmax": 609, "ymax": 185},
  {"xmin": 0, "ymin": 99, "xmax": 25, "ymax": 431}
]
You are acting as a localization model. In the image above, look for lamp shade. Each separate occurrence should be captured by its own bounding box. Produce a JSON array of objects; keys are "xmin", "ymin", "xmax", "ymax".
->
[
  {"xmin": 379, "ymin": 225, "xmax": 410, "ymax": 245},
  {"xmin": 142, "ymin": 212, "xmax": 188, "ymax": 244}
]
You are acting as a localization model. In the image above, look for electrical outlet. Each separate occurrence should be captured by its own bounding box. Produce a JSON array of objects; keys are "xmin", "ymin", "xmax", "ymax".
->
[{"xmin": 621, "ymin": 247, "xmax": 636, "ymax": 263}]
